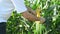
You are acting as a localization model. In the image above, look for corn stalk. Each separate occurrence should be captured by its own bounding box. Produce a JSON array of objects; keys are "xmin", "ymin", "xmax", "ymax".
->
[{"xmin": 34, "ymin": 7, "xmax": 45, "ymax": 34}]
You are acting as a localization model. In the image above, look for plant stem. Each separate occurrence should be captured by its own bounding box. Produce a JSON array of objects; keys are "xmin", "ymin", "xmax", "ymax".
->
[{"xmin": 22, "ymin": 30, "xmax": 23, "ymax": 34}]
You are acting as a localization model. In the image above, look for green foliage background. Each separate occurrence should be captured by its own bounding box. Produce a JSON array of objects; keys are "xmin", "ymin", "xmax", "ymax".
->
[{"xmin": 7, "ymin": 0, "xmax": 60, "ymax": 34}]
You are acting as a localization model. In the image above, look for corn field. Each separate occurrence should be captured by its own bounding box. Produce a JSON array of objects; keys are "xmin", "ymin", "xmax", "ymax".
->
[{"xmin": 7, "ymin": 0, "xmax": 60, "ymax": 34}]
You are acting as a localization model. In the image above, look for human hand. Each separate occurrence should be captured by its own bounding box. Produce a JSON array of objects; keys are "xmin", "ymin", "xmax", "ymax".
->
[{"xmin": 22, "ymin": 7, "xmax": 45, "ymax": 23}]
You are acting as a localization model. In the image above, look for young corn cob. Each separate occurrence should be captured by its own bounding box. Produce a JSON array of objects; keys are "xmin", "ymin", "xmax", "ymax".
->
[{"xmin": 35, "ymin": 7, "xmax": 45, "ymax": 34}]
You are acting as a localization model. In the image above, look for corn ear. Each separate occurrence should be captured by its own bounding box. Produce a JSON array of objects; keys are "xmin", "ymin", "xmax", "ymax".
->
[{"xmin": 35, "ymin": 7, "xmax": 45, "ymax": 34}]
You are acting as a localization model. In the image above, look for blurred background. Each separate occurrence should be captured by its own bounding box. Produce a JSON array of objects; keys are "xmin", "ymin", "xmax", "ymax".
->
[{"xmin": 6, "ymin": 0, "xmax": 60, "ymax": 34}]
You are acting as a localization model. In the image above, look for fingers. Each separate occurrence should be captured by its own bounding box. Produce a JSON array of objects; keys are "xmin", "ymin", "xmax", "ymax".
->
[
  {"xmin": 26, "ymin": 6, "xmax": 36, "ymax": 16},
  {"xmin": 28, "ymin": 10, "xmax": 36, "ymax": 16}
]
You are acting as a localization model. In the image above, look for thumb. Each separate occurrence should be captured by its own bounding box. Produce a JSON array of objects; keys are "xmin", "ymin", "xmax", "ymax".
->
[{"xmin": 40, "ymin": 17, "xmax": 45, "ymax": 24}]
